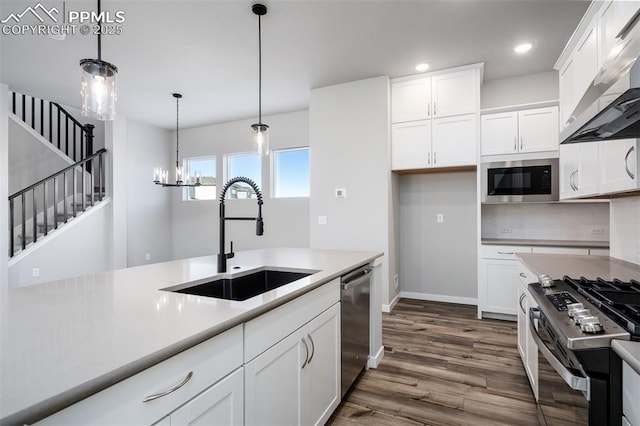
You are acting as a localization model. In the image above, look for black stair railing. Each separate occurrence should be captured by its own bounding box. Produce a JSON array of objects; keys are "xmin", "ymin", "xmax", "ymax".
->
[
  {"xmin": 9, "ymin": 91, "xmax": 94, "ymax": 169},
  {"xmin": 8, "ymin": 149, "xmax": 107, "ymax": 257}
]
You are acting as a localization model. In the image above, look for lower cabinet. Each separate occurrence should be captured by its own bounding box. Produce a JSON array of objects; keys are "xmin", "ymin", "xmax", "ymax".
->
[
  {"xmin": 245, "ymin": 303, "xmax": 340, "ymax": 426},
  {"xmin": 622, "ymin": 360, "xmax": 640, "ymax": 426},
  {"xmin": 154, "ymin": 368, "xmax": 244, "ymax": 426},
  {"xmin": 516, "ymin": 264, "xmax": 538, "ymax": 401}
]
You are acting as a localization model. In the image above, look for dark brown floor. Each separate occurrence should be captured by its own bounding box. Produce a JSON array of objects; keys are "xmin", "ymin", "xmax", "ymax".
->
[{"xmin": 328, "ymin": 299, "xmax": 541, "ymax": 426}]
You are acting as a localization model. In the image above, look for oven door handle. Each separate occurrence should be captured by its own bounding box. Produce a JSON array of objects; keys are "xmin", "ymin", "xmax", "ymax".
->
[{"xmin": 528, "ymin": 307, "xmax": 591, "ymax": 399}]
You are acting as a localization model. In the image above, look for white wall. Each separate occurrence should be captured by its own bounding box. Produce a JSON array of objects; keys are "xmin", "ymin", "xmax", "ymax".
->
[
  {"xmin": 126, "ymin": 120, "xmax": 173, "ymax": 267},
  {"xmin": 399, "ymin": 171, "xmax": 477, "ymax": 301},
  {"xmin": 481, "ymin": 71, "xmax": 558, "ymax": 109},
  {"xmin": 481, "ymin": 202, "xmax": 610, "ymax": 242},
  {"xmin": 1, "ymin": 84, "xmax": 8, "ymax": 288},
  {"xmin": 308, "ymin": 76, "xmax": 393, "ymax": 301},
  {"xmin": 105, "ymin": 118, "xmax": 128, "ymax": 269},
  {"xmin": 8, "ymin": 117, "xmax": 71, "ymax": 194},
  {"xmin": 171, "ymin": 110, "xmax": 310, "ymax": 260},
  {"xmin": 610, "ymin": 196, "xmax": 640, "ymax": 265},
  {"xmin": 8, "ymin": 201, "xmax": 112, "ymax": 287}
]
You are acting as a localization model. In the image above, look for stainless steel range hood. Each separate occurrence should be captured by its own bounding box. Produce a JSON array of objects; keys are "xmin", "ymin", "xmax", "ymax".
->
[{"xmin": 561, "ymin": 9, "xmax": 640, "ymax": 144}]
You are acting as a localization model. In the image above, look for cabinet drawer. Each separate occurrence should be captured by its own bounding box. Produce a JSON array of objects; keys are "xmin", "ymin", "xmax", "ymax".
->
[
  {"xmin": 531, "ymin": 246, "xmax": 589, "ymax": 255},
  {"xmin": 37, "ymin": 325, "xmax": 243, "ymax": 425},
  {"xmin": 244, "ymin": 279, "xmax": 340, "ymax": 363},
  {"xmin": 480, "ymin": 245, "xmax": 531, "ymax": 260}
]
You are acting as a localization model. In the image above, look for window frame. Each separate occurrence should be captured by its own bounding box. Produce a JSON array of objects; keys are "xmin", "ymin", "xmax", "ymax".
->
[
  {"xmin": 182, "ymin": 155, "xmax": 217, "ymax": 201},
  {"xmin": 224, "ymin": 151, "xmax": 263, "ymax": 200}
]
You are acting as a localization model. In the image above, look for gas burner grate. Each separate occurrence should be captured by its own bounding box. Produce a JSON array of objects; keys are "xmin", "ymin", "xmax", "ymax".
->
[{"xmin": 563, "ymin": 276, "xmax": 640, "ymax": 337}]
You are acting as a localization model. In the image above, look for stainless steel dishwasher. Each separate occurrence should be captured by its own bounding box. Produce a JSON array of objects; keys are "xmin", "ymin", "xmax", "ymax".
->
[{"xmin": 340, "ymin": 264, "xmax": 371, "ymax": 398}]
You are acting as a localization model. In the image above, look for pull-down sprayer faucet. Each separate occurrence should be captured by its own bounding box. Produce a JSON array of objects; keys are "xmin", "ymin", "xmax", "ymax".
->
[{"xmin": 218, "ymin": 177, "xmax": 264, "ymax": 273}]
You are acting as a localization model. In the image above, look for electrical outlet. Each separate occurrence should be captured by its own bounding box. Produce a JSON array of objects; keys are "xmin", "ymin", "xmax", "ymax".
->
[
  {"xmin": 145, "ymin": 253, "xmax": 151, "ymax": 261},
  {"xmin": 394, "ymin": 274, "xmax": 399, "ymax": 290},
  {"xmin": 500, "ymin": 225, "xmax": 513, "ymax": 234},
  {"xmin": 436, "ymin": 213, "xmax": 444, "ymax": 223},
  {"xmin": 589, "ymin": 226, "xmax": 605, "ymax": 235},
  {"xmin": 32, "ymin": 267, "xmax": 39, "ymax": 278},
  {"xmin": 318, "ymin": 216, "xmax": 327, "ymax": 225}
]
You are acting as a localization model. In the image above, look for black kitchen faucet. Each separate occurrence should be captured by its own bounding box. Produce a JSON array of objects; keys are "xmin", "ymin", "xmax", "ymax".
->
[{"xmin": 217, "ymin": 177, "xmax": 264, "ymax": 273}]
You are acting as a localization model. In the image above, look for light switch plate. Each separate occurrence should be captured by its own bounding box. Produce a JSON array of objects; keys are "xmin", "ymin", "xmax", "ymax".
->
[
  {"xmin": 436, "ymin": 213, "xmax": 444, "ymax": 223},
  {"xmin": 318, "ymin": 216, "xmax": 327, "ymax": 225}
]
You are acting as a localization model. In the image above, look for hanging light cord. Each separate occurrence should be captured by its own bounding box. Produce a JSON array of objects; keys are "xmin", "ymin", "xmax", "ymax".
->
[
  {"xmin": 175, "ymin": 95, "xmax": 180, "ymax": 170},
  {"xmin": 257, "ymin": 11, "xmax": 262, "ymax": 124},
  {"xmin": 97, "ymin": 0, "xmax": 102, "ymax": 60}
]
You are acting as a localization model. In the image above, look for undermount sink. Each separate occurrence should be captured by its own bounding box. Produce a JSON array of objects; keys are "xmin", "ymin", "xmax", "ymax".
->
[{"xmin": 169, "ymin": 269, "xmax": 314, "ymax": 301}]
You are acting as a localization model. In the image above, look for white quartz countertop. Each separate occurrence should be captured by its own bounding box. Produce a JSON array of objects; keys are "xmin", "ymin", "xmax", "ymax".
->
[
  {"xmin": 516, "ymin": 253, "xmax": 640, "ymax": 281},
  {"xmin": 612, "ymin": 340, "xmax": 640, "ymax": 374},
  {"xmin": 0, "ymin": 248, "xmax": 382, "ymax": 425}
]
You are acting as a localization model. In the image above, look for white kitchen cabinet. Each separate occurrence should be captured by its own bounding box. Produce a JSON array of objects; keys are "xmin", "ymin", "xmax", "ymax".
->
[
  {"xmin": 480, "ymin": 107, "xmax": 559, "ymax": 155},
  {"xmin": 392, "ymin": 115, "xmax": 476, "ymax": 170},
  {"xmin": 37, "ymin": 326, "xmax": 244, "ymax": 426},
  {"xmin": 559, "ymin": 53, "xmax": 578, "ymax": 130},
  {"xmin": 431, "ymin": 70, "xmax": 478, "ymax": 118},
  {"xmin": 599, "ymin": 139, "xmax": 638, "ymax": 194},
  {"xmin": 516, "ymin": 264, "xmax": 539, "ymax": 401},
  {"xmin": 576, "ymin": 21, "xmax": 599, "ymax": 99},
  {"xmin": 391, "ymin": 120, "xmax": 431, "ymax": 170},
  {"xmin": 245, "ymin": 303, "xmax": 340, "ymax": 426},
  {"xmin": 560, "ymin": 142, "xmax": 600, "ymax": 199},
  {"xmin": 160, "ymin": 368, "xmax": 244, "ymax": 426},
  {"xmin": 622, "ymin": 361, "xmax": 640, "ymax": 426},
  {"xmin": 431, "ymin": 114, "xmax": 477, "ymax": 167},
  {"xmin": 391, "ymin": 78, "xmax": 431, "ymax": 123},
  {"xmin": 598, "ymin": 1, "xmax": 640, "ymax": 68}
]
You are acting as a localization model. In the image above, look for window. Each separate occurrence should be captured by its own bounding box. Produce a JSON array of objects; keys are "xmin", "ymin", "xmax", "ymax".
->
[
  {"xmin": 226, "ymin": 153, "xmax": 262, "ymax": 199},
  {"xmin": 184, "ymin": 156, "xmax": 216, "ymax": 200},
  {"xmin": 273, "ymin": 148, "xmax": 310, "ymax": 198}
]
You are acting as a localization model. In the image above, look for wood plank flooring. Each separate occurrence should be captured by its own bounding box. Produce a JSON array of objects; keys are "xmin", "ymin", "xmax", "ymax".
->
[{"xmin": 328, "ymin": 299, "xmax": 542, "ymax": 426}]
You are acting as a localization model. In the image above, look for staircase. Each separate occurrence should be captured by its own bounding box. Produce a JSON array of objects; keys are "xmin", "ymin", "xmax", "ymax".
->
[{"xmin": 8, "ymin": 91, "xmax": 107, "ymax": 258}]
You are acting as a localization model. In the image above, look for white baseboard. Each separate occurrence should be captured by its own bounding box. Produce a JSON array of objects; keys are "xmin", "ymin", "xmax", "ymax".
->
[
  {"xmin": 381, "ymin": 293, "xmax": 400, "ymax": 313},
  {"xmin": 400, "ymin": 291, "xmax": 477, "ymax": 306},
  {"xmin": 368, "ymin": 345, "xmax": 384, "ymax": 369}
]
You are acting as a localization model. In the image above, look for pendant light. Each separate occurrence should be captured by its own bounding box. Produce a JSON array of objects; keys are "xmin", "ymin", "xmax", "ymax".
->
[
  {"xmin": 80, "ymin": 0, "xmax": 118, "ymax": 121},
  {"xmin": 153, "ymin": 93, "xmax": 202, "ymax": 187},
  {"xmin": 251, "ymin": 3, "xmax": 269, "ymax": 155}
]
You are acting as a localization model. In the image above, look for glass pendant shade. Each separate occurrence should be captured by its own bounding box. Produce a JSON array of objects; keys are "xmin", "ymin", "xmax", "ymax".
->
[
  {"xmin": 251, "ymin": 123, "xmax": 269, "ymax": 155},
  {"xmin": 80, "ymin": 58, "xmax": 118, "ymax": 121}
]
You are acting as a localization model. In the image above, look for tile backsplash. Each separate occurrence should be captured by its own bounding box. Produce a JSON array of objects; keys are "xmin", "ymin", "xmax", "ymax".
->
[{"xmin": 482, "ymin": 203, "xmax": 610, "ymax": 242}]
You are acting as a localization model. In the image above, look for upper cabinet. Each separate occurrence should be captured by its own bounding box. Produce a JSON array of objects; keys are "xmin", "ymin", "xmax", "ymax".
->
[
  {"xmin": 390, "ymin": 65, "xmax": 482, "ymax": 172},
  {"xmin": 481, "ymin": 106, "xmax": 559, "ymax": 156},
  {"xmin": 576, "ymin": 21, "xmax": 599, "ymax": 99},
  {"xmin": 599, "ymin": 139, "xmax": 639, "ymax": 194}
]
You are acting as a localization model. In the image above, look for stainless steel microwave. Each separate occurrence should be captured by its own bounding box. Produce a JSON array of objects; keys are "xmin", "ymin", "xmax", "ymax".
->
[{"xmin": 481, "ymin": 158, "xmax": 559, "ymax": 203}]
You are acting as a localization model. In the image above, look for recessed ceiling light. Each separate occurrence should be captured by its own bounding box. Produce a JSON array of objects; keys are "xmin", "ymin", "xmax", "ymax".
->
[
  {"xmin": 514, "ymin": 42, "xmax": 534, "ymax": 54},
  {"xmin": 415, "ymin": 63, "xmax": 430, "ymax": 72}
]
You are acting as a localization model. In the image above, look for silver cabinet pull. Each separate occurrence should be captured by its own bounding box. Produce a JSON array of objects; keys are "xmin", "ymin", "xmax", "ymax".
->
[
  {"xmin": 301, "ymin": 337, "xmax": 310, "ymax": 369},
  {"xmin": 143, "ymin": 371, "xmax": 193, "ymax": 403},
  {"xmin": 518, "ymin": 293, "xmax": 526, "ymax": 314},
  {"xmin": 307, "ymin": 334, "xmax": 315, "ymax": 364},
  {"xmin": 569, "ymin": 170, "xmax": 578, "ymax": 191},
  {"xmin": 433, "ymin": 102, "xmax": 436, "ymax": 116},
  {"xmin": 519, "ymin": 272, "xmax": 527, "ymax": 278},
  {"xmin": 427, "ymin": 102, "xmax": 430, "ymax": 117},
  {"xmin": 428, "ymin": 152, "xmax": 431, "ymax": 165},
  {"xmin": 434, "ymin": 152, "xmax": 437, "ymax": 164},
  {"xmin": 624, "ymin": 145, "xmax": 636, "ymax": 179},
  {"xmin": 520, "ymin": 136, "xmax": 523, "ymax": 151},
  {"xmin": 497, "ymin": 251, "xmax": 514, "ymax": 255},
  {"xmin": 574, "ymin": 170, "xmax": 579, "ymax": 190},
  {"xmin": 514, "ymin": 137, "xmax": 517, "ymax": 151}
]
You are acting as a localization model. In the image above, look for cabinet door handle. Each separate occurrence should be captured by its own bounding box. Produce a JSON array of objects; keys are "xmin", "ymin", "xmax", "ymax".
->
[
  {"xmin": 519, "ymin": 272, "xmax": 527, "ymax": 278},
  {"xmin": 497, "ymin": 251, "xmax": 514, "ymax": 255},
  {"xmin": 428, "ymin": 152, "xmax": 431, "ymax": 165},
  {"xmin": 433, "ymin": 102, "xmax": 436, "ymax": 116},
  {"xmin": 143, "ymin": 371, "xmax": 193, "ymax": 403},
  {"xmin": 520, "ymin": 137, "xmax": 523, "ymax": 151},
  {"xmin": 624, "ymin": 145, "xmax": 636, "ymax": 179},
  {"xmin": 569, "ymin": 170, "xmax": 577, "ymax": 191},
  {"xmin": 301, "ymin": 337, "xmax": 310, "ymax": 369},
  {"xmin": 434, "ymin": 152, "xmax": 437, "ymax": 164},
  {"xmin": 574, "ymin": 170, "xmax": 579, "ymax": 190},
  {"xmin": 514, "ymin": 137, "xmax": 517, "ymax": 151},
  {"xmin": 307, "ymin": 334, "xmax": 315, "ymax": 364},
  {"xmin": 519, "ymin": 293, "xmax": 527, "ymax": 314},
  {"xmin": 427, "ymin": 102, "xmax": 430, "ymax": 117}
]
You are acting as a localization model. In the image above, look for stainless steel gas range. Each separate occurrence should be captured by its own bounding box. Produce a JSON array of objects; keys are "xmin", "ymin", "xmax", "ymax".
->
[{"xmin": 528, "ymin": 276, "xmax": 640, "ymax": 425}]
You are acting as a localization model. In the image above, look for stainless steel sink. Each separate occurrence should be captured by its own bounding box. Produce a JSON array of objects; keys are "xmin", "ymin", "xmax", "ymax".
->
[{"xmin": 167, "ymin": 269, "xmax": 314, "ymax": 301}]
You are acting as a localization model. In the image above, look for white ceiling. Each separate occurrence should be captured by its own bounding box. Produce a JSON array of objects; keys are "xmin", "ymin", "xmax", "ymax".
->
[{"xmin": 1, "ymin": 0, "xmax": 589, "ymax": 130}]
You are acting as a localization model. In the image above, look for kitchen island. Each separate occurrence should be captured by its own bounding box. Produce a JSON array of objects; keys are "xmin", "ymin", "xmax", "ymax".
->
[{"xmin": 0, "ymin": 248, "xmax": 382, "ymax": 425}]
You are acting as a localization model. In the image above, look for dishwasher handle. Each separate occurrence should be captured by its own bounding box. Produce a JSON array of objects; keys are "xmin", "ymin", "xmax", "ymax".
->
[{"xmin": 341, "ymin": 268, "xmax": 372, "ymax": 290}]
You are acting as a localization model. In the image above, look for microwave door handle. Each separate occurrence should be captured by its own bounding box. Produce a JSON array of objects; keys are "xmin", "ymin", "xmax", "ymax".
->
[{"xmin": 528, "ymin": 308, "xmax": 590, "ymax": 399}]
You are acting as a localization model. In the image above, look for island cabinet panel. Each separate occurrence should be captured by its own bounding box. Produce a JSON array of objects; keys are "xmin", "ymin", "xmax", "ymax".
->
[
  {"xmin": 36, "ymin": 325, "xmax": 244, "ymax": 426},
  {"xmin": 245, "ymin": 303, "xmax": 340, "ymax": 426}
]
